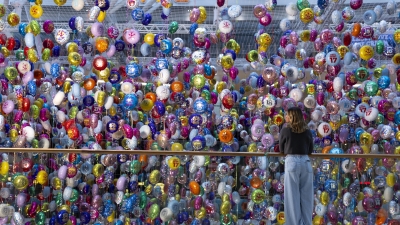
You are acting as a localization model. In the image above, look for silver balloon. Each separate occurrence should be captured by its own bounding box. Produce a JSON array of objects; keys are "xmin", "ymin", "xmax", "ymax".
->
[{"xmin": 88, "ymin": 6, "xmax": 100, "ymax": 21}]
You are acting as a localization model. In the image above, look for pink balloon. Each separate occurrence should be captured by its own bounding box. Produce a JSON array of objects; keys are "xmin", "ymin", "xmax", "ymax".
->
[
  {"xmin": 123, "ymin": 124, "xmax": 134, "ymax": 139},
  {"xmin": 259, "ymin": 13, "xmax": 272, "ymax": 26},
  {"xmin": 2, "ymin": 100, "xmax": 14, "ymax": 114},
  {"xmin": 106, "ymin": 45, "xmax": 116, "ymax": 57},
  {"xmin": 189, "ymin": 8, "xmax": 200, "ymax": 23},
  {"xmin": 123, "ymin": 29, "xmax": 140, "ymax": 45},
  {"xmin": 16, "ymin": 193, "xmax": 27, "ymax": 207},
  {"xmin": 22, "ymin": 71, "xmax": 33, "ymax": 85}
]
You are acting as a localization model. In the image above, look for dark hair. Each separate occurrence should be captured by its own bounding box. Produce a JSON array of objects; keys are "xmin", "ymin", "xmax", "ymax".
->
[{"xmin": 286, "ymin": 107, "xmax": 307, "ymax": 133}]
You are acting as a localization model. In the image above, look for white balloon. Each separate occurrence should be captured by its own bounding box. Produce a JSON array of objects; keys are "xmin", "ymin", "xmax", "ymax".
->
[
  {"xmin": 44, "ymin": 62, "xmax": 51, "ymax": 74},
  {"xmin": 392, "ymin": 97, "xmax": 400, "ymax": 108},
  {"xmin": 364, "ymin": 107, "xmax": 378, "ymax": 122},
  {"xmin": 24, "ymin": 33, "xmax": 35, "ymax": 48},
  {"xmin": 162, "ymin": 6, "xmax": 171, "ymax": 16},
  {"xmin": 228, "ymin": 5, "xmax": 242, "ymax": 18},
  {"xmin": 22, "ymin": 126, "xmax": 35, "ymax": 142},
  {"xmin": 72, "ymin": 0, "xmax": 84, "ymax": 11},
  {"xmin": 355, "ymin": 103, "xmax": 370, "ymax": 118},
  {"xmin": 333, "ymin": 77, "xmax": 343, "ymax": 93},
  {"xmin": 139, "ymin": 125, "xmax": 151, "ymax": 138},
  {"xmin": 121, "ymin": 82, "xmax": 133, "ymax": 94},
  {"xmin": 317, "ymin": 122, "xmax": 332, "ymax": 137},
  {"xmin": 286, "ymin": 2, "xmax": 298, "ymax": 16},
  {"xmin": 315, "ymin": 203, "xmax": 327, "ymax": 216},
  {"xmin": 289, "ymin": 88, "xmax": 303, "ymax": 102},
  {"xmin": 104, "ymin": 96, "xmax": 113, "ymax": 110},
  {"xmin": 53, "ymin": 91, "xmax": 65, "ymax": 106},
  {"xmin": 72, "ymin": 83, "xmax": 81, "ymax": 98},
  {"xmin": 156, "ymin": 85, "xmax": 170, "ymax": 100},
  {"xmin": 0, "ymin": 115, "xmax": 4, "ymax": 130},
  {"xmin": 218, "ymin": 20, "xmax": 233, "ymax": 34},
  {"xmin": 384, "ymin": 187, "xmax": 394, "ymax": 203},
  {"xmin": 160, "ymin": 208, "xmax": 173, "ymax": 222},
  {"xmin": 158, "ymin": 69, "xmax": 170, "ymax": 84}
]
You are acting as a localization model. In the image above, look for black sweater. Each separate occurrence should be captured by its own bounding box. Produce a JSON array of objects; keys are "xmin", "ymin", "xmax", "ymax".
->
[{"xmin": 279, "ymin": 127, "xmax": 314, "ymax": 155}]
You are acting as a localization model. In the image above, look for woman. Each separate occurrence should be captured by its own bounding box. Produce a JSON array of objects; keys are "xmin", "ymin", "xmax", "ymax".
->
[{"xmin": 279, "ymin": 107, "xmax": 314, "ymax": 225}]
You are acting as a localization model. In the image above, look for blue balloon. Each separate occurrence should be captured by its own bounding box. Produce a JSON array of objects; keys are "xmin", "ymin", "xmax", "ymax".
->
[
  {"xmin": 377, "ymin": 75, "xmax": 390, "ymax": 89},
  {"xmin": 125, "ymin": 62, "xmax": 142, "ymax": 78},
  {"xmin": 343, "ymin": 52, "xmax": 353, "ymax": 65},
  {"xmin": 141, "ymin": 13, "xmax": 152, "ymax": 25},
  {"xmin": 18, "ymin": 23, "xmax": 27, "ymax": 36},
  {"xmin": 204, "ymin": 64, "xmax": 211, "ymax": 75},
  {"xmin": 115, "ymin": 40, "xmax": 125, "ymax": 52},
  {"xmin": 155, "ymin": 58, "xmax": 169, "ymax": 71},
  {"xmin": 13, "ymin": 39, "xmax": 21, "ymax": 50},
  {"xmin": 324, "ymin": 179, "xmax": 338, "ymax": 194},
  {"xmin": 83, "ymin": 95, "xmax": 95, "ymax": 107},
  {"xmin": 69, "ymin": 17, "xmax": 76, "ymax": 31},
  {"xmin": 122, "ymin": 94, "xmax": 138, "ymax": 110},
  {"xmin": 224, "ymin": 49, "xmax": 237, "ymax": 60},
  {"xmin": 394, "ymin": 111, "xmax": 400, "ymax": 124},
  {"xmin": 27, "ymin": 80, "xmax": 37, "ymax": 96},
  {"xmin": 154, "ymin": 34, "xmax": 166, "ymax": 47},
  {"xmin": 189, "ymin": 23, "xmax": 198, "ymax": 35},
  {"xmin": 109, "ymin": 70, "xmax": 121, "ymax": 84},
  {"xmin": 161, "ymin": 12, "xmax": 168, "ymax": 20},
  {"xmin": 317, "ymin": 0, "xmax": 328, "ymax": 9},
  {"xmin": 50, "ymin": 63, "xmax": 60, "ymax": 78},
  {"xmin": 193, "ymin": 98, "xmax": 208, "ymax": 113},
  {"xmin": 131, "ymin": 8, "xmax": 144, "ymax": 21},
  {"xmin": 154, "ymin": 100, "xmax": 165, "ymax": 115},
  {"xmin": 96, "ymin": 0, "xmax": 110, "ymax": 10},
  {"xmin": 363, "ymin": 10, "xmax": 377, "ymax": 25},
  {"xmin": 56, "ymin": 210, "xmax": 69, "ymax": 225},
  {"xmin": 160, "ymin": 39, "xmax": 173, "ymax": 54},
  {"xmin": 52, "ymin": 46, "xmax": 60, "ymax": 57},
  {"xmin": 80, "ymin": 212, "xmax": 90, "ymax": 224}
]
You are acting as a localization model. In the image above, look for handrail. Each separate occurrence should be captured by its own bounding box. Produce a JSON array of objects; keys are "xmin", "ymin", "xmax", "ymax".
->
[{"xmin": 0, "ymin": 148, "xmax": 399, "ymax": 159}]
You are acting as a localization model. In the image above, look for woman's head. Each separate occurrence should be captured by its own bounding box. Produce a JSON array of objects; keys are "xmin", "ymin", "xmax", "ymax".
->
[{"xmin": 284, "ymin": 107, "xmax": 307, "ymax": 133}]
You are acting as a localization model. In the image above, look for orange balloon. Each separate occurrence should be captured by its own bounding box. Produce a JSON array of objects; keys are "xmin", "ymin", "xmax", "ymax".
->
[
  {"xmin": 352, "ymin": 23, "xmax": 361, "ymax": 37},
  {"xmin": 95, "ymin": 38, "xmax": 109, "ymax": 53},
  {"xmin": 83, "ymin": 78, "xmax": 96, "ymax": 90},
  {"xmin": 145, "ymin": 92, "xmax": 157, "ymax": 102},
  {"xmin": 250, "ymin": 177, "xmax": 262, "ymax": 189},
  {"xmin": 189, "ymin": 181, "xmax": 200, "ymax": 195},
  {"xmin": 219, "ymin": 129, "xmax": 233, "ymax": 143},
  {"xmin": 138, "ymin": 155, "xmax": 148, "ymax": 168},
  {"xmin": 376, "ymin": 208, "xmax": 388, "ymax": 225},
  {"xmin": 170, "ymin": 81, "xmax": 184, "ymax": 92}
]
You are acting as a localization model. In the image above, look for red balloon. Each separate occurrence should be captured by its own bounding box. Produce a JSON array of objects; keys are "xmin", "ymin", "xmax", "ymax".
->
[
  {"xmin": 42, "ymin": 38, "xmax": 54, "ymax": 49},
  {"xmin": 67, "ymin": 126, "xmax": 80, "ymax": 140},
  {"xmin": 24, "ymin": 46, "xmax": 30, "ymax": 58},
  {"xmin": 20, "ymin": 158, "xmax": 33, "ymax": 172},
  {"xmin": 6, "ymin": 37, "xmax": 15, "ymax": 51},
  {"xmin": 0, "ymin": 34, "xmax": 6, "ymax": 45},
  {"xmin": 217, "ymin": 0, "xmax": 225, "ymax": 7},
  {"xmin": 92, "ymin": 56, "xmax": 108, "ymax": 71},
  {"xmin": 21, "ymin": 97, "xmax": 30, "ymax": 112}
]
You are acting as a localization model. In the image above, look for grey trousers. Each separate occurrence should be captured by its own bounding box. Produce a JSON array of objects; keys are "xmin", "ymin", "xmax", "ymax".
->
[{"xmin": 284, "ymin": 155, "xmax": 314, "ymax": 225}]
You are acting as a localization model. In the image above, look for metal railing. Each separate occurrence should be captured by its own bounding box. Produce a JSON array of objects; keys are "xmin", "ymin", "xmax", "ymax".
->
[{"xmin": 0, "ymin": 148, "xmax": 399, "ymax": 159}]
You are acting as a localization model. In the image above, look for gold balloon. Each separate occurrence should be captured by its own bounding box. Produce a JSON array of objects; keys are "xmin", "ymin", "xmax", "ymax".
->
[
  {"xmin": 387, "ymin": 173, "xmax": 396, "ymax": 187},
  {"xmin": 67, "ymin": 42, "xmax": 79, "ymax": 53},
  {"xmin": 52, "ymin": 177, "xmax": 62, "ymax": 190},
  {"xmin": 13, "ymin": 175, "xmax": 29, "ymax": 190},
  {"xmin": 68, "ymin": 52, "xmax": 82, "ymax": 66},
  {"xmin": 149, "ymin": 170, "xmax": 161, "ymax": 184},
  {"xmin": 96, "ymin": 91, "xmax": 106, "ymax": 107},
  {"xmin": 54, "ymin": 0, "xmax": 67, "ymax": 6},
  {"xmin": 86, "ymin": 26, "xmax": 94, "ymax": 38},
  {"xmin": 92, "ymin": 164, "xmax": 104, "ymax": 177},
  {"xmin": 63, "ymin": 81, "xmax": 72, "ymax": 93},
  {"xmin": 300, "ymin": 30, "xmax": 310, "ymax": 42},
  {"xmin": 58, "ymin": 204, "xmax": 71, "ymax": 213},
  {"xmin": 145, "ymin": 184, "xmax": 153, "ymax": 195},
  {"xmin": 221, "ymin": 55, "xmax": 234, "ymax": 69},
  {"xmin": 1, "ymin": 47, "xmax": 9, "ymax": 57},
  {"xmin": 195, "ymin": 207, "xmax": 206, "ymax": 219},
  {"xmin": 299, "ymin": 8, "xmax": 314, "ymax": 23},
  {"xmin": 220, "ymin": 201, "xmax": 231, "ymax": 215},
  {"xmin": 98, "ymin": 68, "xmax": 110, "ymax": 81},
  {"xmin": 360, "ymin": 132, "xmax": 373, "ymax": 147},
  {"xmin": 320, "ymin": 191, "xmax": 329, "ymax": 205},
  {"xmin": 337, "ymin": 45, "xmax": 349, "ymax": 59},
  {"xmin": 7, "ymin": 12, "xmax": 20, "ymax": 26}
]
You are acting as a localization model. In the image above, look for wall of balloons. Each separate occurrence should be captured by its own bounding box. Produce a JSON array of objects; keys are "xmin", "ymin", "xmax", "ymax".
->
[{"xmin": 0, "ymin": 0, "xmax": 400, "ymax": 223}]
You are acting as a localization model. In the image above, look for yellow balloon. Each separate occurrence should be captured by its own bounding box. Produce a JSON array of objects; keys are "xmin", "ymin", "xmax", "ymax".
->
[
  {"xmin": 54, "ymin": 0, "xmax": 66, "ymax": 6},
  {"xmin": 337, "ymin": 45, "xmax": 349, "ymax": 59},
  {"xmin": 36, "ymin": 170, "xmax": 48, "ymax": 185},
  {"xmin": 216, "ymin": 82, "xmax": 226, "ymax": 93},
  {"xmin": 313, "ymin": 215, "xmax": 324, "ymax": 225},
  {"xmin": 140, "ymin": 99, "xmax": 154, "ymax": 111},
  {"xmin": 13, "ymin": 175, "xmax": 29, "ymax": 190},
  {"xmin": 107, "ymin": 211, "xmax": 115, "ymax": 223},
  {"xmin": 393, "ymin": 53, "xmax": 400, "ymax": 65},
  {"xmin": 277, "ymin": 212, "xmax": 285, "ymax": 224},
  {"xmin": 97, "ymin": 11, "xmax": 106, "ymax": 22},
  {"xmin": 359, "ymin": 132, "xmax": 373, "ymax": 146},
  {"xmin": 221, "ymin": 55, "xmax": 234, "ymax": 69},
  {"xmin": 7, "ymin": 12, "xmax": 20, "ymax": 26},
  {"xmin": 30, "ymin": 5, "xmax": 43, "ymax": 19},
  {"xmin": 96, "ymin": 91, "xmax": 106, "ymax": 106},
  {"xmin": 387, "ymin": 173, "xmax": 396, "ymax": 187},
  {"xmin": 92, "ymin": 164, "xmax": 104, "ymax": 177},
  {"xmin": 68, "ymin": 52, "xmax": 82, "ymax": 66},
  {"xmin": 149, "ymin": 170, "xmax": 161, "ymax": 184},
  {"xmin": 195, "ymin": 207, "xmax": 206, "ymax": 219},
  {"xmin": 300, "ymin": 30, "xmax": 310, "ymax": 42},
  {"xmin": 109, "ymin": 105, "xmax": 117, "ymax": 116},
  {"xmin": 168, "ymin": 157, "xmax": 181, "ymax": 170},
  {"xmin": 144, "ymin": 33, "xmax": 155, "ymax": 45},
  {"xmin": 145, "ymin": 184, "xmax": 153, "ymax": 195},
  {"xmin": 67, "ymin": 42, "xmax": 79, "ymax": 53},
  {"xmin": 320, "ymin": 191, "xmax": 330, "ymax": 205},
  {"xmin": 0, "ymin": 161, "xmax": 9, "ymax": 176},
  {"xmin": 359, "ymin": 45, "xmax": 374, "ymax": 61},
  {"xmin": 98, "ymin": 68, "xmax": 110, "ymax": 81},
  {"xmin": 171, "ymin": 143, "xmax": 183, "ymax": 151},
  {"xmin": 258, "ymin": 33, "xmax": 272, "ymax": 46},
  {"xmin": 299, "ymin": 8, "xmax": 314, "ymax": 23},
  {"xmin": 394, "ymin": 29, "xmax": 400, "ymax": 44},
  {"xmin": 248, "ymin": 142, "xmax": 257, "ymax": 152},
  {"xmin": 1, "ymin": 47, "xmax": 9, "ymax": 57},
  {"xmin": 220, "ymin": 201, "xmax": 231, "ymax": 215}
]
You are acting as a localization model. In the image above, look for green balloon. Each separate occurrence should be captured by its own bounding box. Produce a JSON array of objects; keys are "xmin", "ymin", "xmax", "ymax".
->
[
  {"xmin": 376, "ymin": 113, "xmax": 385, "ymax": 124},
  {"xmin": 251, "ymin": 189, "xmax": 265, "ymax": 204},
  {"xmin": 192, "ymin": 74, "xmax": 206, "ymax": 89},
  {"xmin": 297, "ymin": 0, "xmax": 310, "ymax": 11},
  {"xmin": 130, "ymin": 160, "xmax": 141, "ymax": 174},
  {"xmin": 247, "ymin": 50, "xmax": 259, "ymax": 62},
  {"xmin": 15, "ymin": 49, "xmax": 25, "ymax": 60},
  {"xmin": 201, "ymin": 89, "xmax": 211, "ymax": 101},
  {"xmin": 148, "ymin": 203, "xmax": 160, "ymax": 220},
  {"xmin": 31, "ymin": 139, "xmax": 39, "ymax": 148},
  {"xmin": 70, "ymin": 189, "xmax": 79, "ymax": 203},
  {"xmin": 355, "ymin": 67, "xmax": 369, "ymax": 82},
  {"xmin": 151, "ymin": 142, "xmax": 161, "ymax": 150},
  {"xmin": 343, "ymin": 178, "xmax": 351, "ymax": 189},
  {"xmin": 4, "ymin": 66, "xmax": 18, "ymax": 80},
  {"xmin": 56, "ymin": 192, "xmax": 63, "ymax": 206},
  {"xmin": 35, "ymin": 211, "xmax": 46, "ymax": 225},
  {"xmin": 139, "ymin": 191, "xmax": 147, "ymax": 209},
  {"xmin": 348, "ymin": 88, "xmax": 357, "ymax": 99},
  {"xmin": 376, "ymin": 40, "xmax": 384, "ymax": 54},
  {"xmin": 169, "ymin": 21, "xmax": 179, "ymax": 34},
  {"xmin": 364, "ymin": 81, "xmax": 379, "ymax": 96}
]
